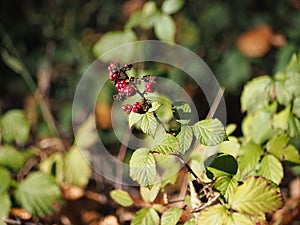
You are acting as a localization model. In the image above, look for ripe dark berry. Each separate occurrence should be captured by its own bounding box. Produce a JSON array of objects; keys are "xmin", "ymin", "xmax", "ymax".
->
[
  {"xmin": 144, "ymin": 82, "xmax": 155, "ymax": 93},
  {"xmin": 122, "ymin": 104, "xmax": 133, "ymax": 114},
  {"xmin": 132, "ymin": 102, "xmax": 143, "ymax": 113}
]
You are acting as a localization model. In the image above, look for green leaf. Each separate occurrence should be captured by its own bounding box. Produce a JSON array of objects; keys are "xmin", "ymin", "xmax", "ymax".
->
[
  {"xmin": 140, "ymin": 178, "xmax": 161, "ymax": 203},
  {"xmin": 218, "ymin": 136, "xmax": 240, "ymax": 158},
  {"xmin": 148, "ymin": 102, "xmax": 161, "ymax": 112},
  {"xmin": 224, "ymin": 212, "xmax": 254, "ymax": 225},
  {"xmin": 241, "ymin": 76, "xmax": 272, "ymax": 113},
  {"xmin": 214, "ymin": 176, "xmax": 239, "ymax": 201},
  {"xmin": 1, "ymin": 49, "xmax": 24, "ymax": 74},
  {"xmin": 162, "ymin": 0, "xmax": 185, "ymax": 14},
  {"xmin": 129, "ymin": 148, "xmax": 156, "ymax": 187},
  {"xmin": 0, "ymin": 167, "xmax": 11, "ymax": 194},
  {"xmin": 242, "ymin": 109, "xmax": 274, "ymax": 144},
  {"xmin": 285, "ymin": 73, "xmax": 300, "ymax": 97},
  {"xmin": 184, "ymin": 218, "xmax": 196, "ymax": 225},
  {"xmin": 93, "ymin": 30, "xmax": 137, "ymax": 61},
  {"xmin": 0, "ymin": 145, "xmax": 26, "ymax": 171},
  {"xmin": 75, "ymin": 115, "xmax": 98, "ymax": 149},
  {"xmin": 172, "ymin": 101, "xmax": 192, "ymax": 125},
  {"xmin": 154, "ymin": 14, "xmax": 176, "ymax": 42},
  {"xmin": 273, "ymin": 104, "xmax": 291, "ymax": 131},
  {"xmin": 64, "ymin": 146, "xmax": 92, "ymax": 187},
  {"xmin": 288, "ymin": 115, "xmax": 300, "ymax": 139},
  {"xmin": 15, "ymin": 172, "xmax": 61, "ymax": 216},
  {"xmin": 266, "ymin": 135, "xmax": 300, "ymax": 164},
  {"xmin": 161, "ymin": 207, "xmax": 182, "ymax": 225},
  {"xmin": 129, "ymin": 112, "xmax": 143, "ymax": 128},
  {"xmin": 110, "ymin": 190, "xmax": 133, "ymax": 207},
  {"xmin": 206, "ymin": 154, "xmax": 238, "ymax": 177},
  {"xmin": 0, "ymin": 192, "xmax": 11, "ymax": 225},
  {"xmin": 141, "ymin": 112, "xmax": 158, "ymax": 138},
  {"xmin": 226, "ymin": 124, "xmax": 237, "ymax": 136},
  {"xmin": 154, "ymin": 133, "xmax": 179, "ymax": 154},
  {"xmin": 193, "ymin": 119, "xmax": 228, "ymax": 146},
  {"xmin": 176, "ymin": 126, "xmax": 193, "ymax": 153},
  {"xmin": 256, "ymin": 155, "xmax": 283, "ymax": 185},
  {"xmin": 236, "ymin": 143, "xmax": 264, "ymax": 180},
  {"xmin": 274, "ymin": 80, "xmax": 292, "ymax": 105},
  {"xmin": 286, "ymin": 53, "xmax": 300, "ymax": 74},
  {"xmin": 198, "ymin": 204, "xmax": 227, "ymax": 225},
  {"xmin": 0, "ymin": 109, "xmax": 30, "ymax": 144},
  {"xmin": 39, "ymin": 152, "xmax": 64, "ymax": 183},
  {"xmin": 228, "ymin": 177, "xmax": 282, "ymax": 215},
  {"xmin": 131, "ymin": 208, "xmax": 160, "ymax": 225},
  {"xmin": 293, "ymin": 97, "xmax": 300, "ymax": 118}
]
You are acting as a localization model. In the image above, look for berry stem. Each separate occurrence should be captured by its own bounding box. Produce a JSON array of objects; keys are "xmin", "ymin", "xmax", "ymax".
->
[{"xmin": 152, "ymin": 111, "xmax": 168, "ymax": 133}]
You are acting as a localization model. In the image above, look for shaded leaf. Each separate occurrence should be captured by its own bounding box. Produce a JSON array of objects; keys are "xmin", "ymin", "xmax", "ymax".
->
[
  {"xmin": 110, "ymin": 190, "xmax": 133, "ymax": 207},
  {"xmin": 293, "ymin": 97, "xmax": 300, "ymax": 118},
  {"xmin": 129, "ymin": 148, "xmax": 156, "ymax": 187},
  {"xmin": 193, "ymin": 119, "xmax": 228, "ymax": 146},
  {"xmin": 0, "ymin": 145, "xmax": 26, "ymax": 172},
  {"xmin": 0, "ymin": 167, "xmax": 11, "ymax": 193},
  {"xmin": 154, "ymin": 14, "xmax": 176, "ymax": 42},
  {"xmin": 176, "ymin": 126, "xmax": 193, "ymax": 153},
  {"xmin": 162, "ymin": 0, "xmax": 185, "ymax": 14},
  {"xmin": 64, "ymin": 146, "xmax": 92, "ymax": 187},
  {"xmin": 172, "ymin": 101, "xmax": 192, "ymax": 125},
  {"xmin": 1, "ymin": 49, "xmax": 24, "ymax": 74},
  {"xmin": 141, "ymin": 112, "xmax": 157, "ymax": 138},
  {"xmin": 0, "ymin": 110, "xmax": 30, "ymax": 144},
  {"xmin": 75, "ymin": 115, "xmax": 98, "ymax": 149},
  {"xmin": 15, "ymin": 172, "xmax": 61, "ymax": 216},
  {"xmin": 206, "ymin": 154, "xmax": 238, "ymax": 177},
  {"xmin": 256, "ymin": 155, "xmax": 283, "ymax": 185},
  {"xmin": 39, "ymin": 152, "xmax": 64, "ymax": 183},
  {"xmin": 228, "ymin": 177, "xmax": 282, "ymax": 215},
  {"xmin": 0, "ymin": 192, "xmax": 11, "ymax": 225},
  {"xmin": 131, "ymin": 208, "xmax": 160, "ymax": 225},
  {"xmin": 154, "ymin": 133, "xmax": 179, "ymax": 154},
  {"xmin": 161, "ymin": 207, "xmax": 182, "ymax": 225}
]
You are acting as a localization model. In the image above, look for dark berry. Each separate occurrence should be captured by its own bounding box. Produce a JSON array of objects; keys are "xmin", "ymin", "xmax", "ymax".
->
[
  {"xmin": 122, "ymin": 104, "xmax": 133, "ymax": 114},
  {"xmin": 144, "ymin": 82, "xmax": 155, "ymax": 93},
  {"xmin": 132, "ymin": 102, "xmax": 143, "ymax": 113},
  {"xmin": 109, "ymin": 73, "xmax": 119, "ymax": 81}
]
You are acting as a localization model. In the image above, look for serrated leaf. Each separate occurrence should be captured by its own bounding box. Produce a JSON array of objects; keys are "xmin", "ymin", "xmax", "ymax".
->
[
  {"xmin": 110, "ymin": 190, "xmax": 133, "ymax": 207},
  {"xmin": 193, "ymin": 119, "xmax": 228, "ymax": 146},
  {"xmin": 286, "ymin": 53, "xmax": 300, "ymax": 74},
  {"xmin": 39, "ymin": 152, "xmax": 64, "ymax": 183},
  {"xmin": 236, "ymin": 143, "xmax": 264, "ymax": 180},
  {"xmin": 288, "ymin": 115, "xmax": 300, "ymax": 139},
  {"xmin": 218, "ymin": 136, "xmax": 240, "ymax": 158},
  {"xmin": 15, "ymin": 172, "xmax": 61, "ymax": 216},
  {"xmin": 172, "ymin": 101, "xmax": 192, "ymax": 125},
  {"xmin": 198, "ymin": 204, "xmax": 227, "ymax": 225},
  {"xmin": 206, "ymin": 154, "xmax": 238, "ymax": 177},
  {"xmin": 228, "ymin": 177, "xmax": 282, "ymax": 215},
  {"xmin": 161, "ymin": 207, "xmax": 182, "ymax": 225},
  {"xmin": 129, "ymin": 148, "xmax": 156, "ymax": 187},
  {"xmin": 129, "ymin": 112, "xmax": 143, "ymax": 128},
  {"xmin": 266, "ymin": 135, "xmax": 300, "ymax": 164},
  {"xmin": 224, "ymin": 212, "xmax": 254, "ymax": 225},
  {"xmin": 0, "ymin": 145, "xmax": 26, "ymax": 171},
  {"xmin": 0, "ymin": 167, "xmax": 11, "ymax": 193},
  {"xmin": 176, "ymin": 126, "xmax": 193, "ymax": 153},
  {"xmin": 256, "ymin": 155, "xmax": 283, "ymax": 185},
  {"xmin": 274, "ymin": 80, "xmax": 292, "ymax": 105},
  {"xmin": 273, "ymin": 104, "xmax": 291, "ymax": 131},
  {"xmin": 140, "ymin": 178, "xmax": 161, "ymax": 203},
  {"xmin": 214, "ymin": 176, "xmax": 239, "ymax": 201},
  {"xmin": 131, "ymin": 208, "xmax": 160, "ymax": 225},
  {"xmin": 154, "ymin": 14, "xmax": 176, "ymax": 42},
  {"xmin": 0, "ymin": 109, "xmax": 30, "ymax": 144},
  {"xmin": 293, "ymin": 97, "xmax": 300, "ymax": 118},
  {"xmin": 184, "ymin": 218, "xmax": 196, "ymax": 225},
  {"xmin": 285, "ymin": 73, "xmax": 300, "ymax": 96},
  {"xmin": 162, "ymin": 0, "xmax": 185, "ymax": 14},
  {"xmin": 0, "ymin": 192, "xmax": 11, "ymax": 225},
  {"xmin": 141, "ymin": 112, "xmax": 157, "ymax": 138},
  {"xmin": 64, "ymin": 146, "xmax": 92, "ymax": 187},
  {"xmin": 241, "ymin": 76, "xmax": 272, "ymax": 113},
  {"xmin": 75, "ymin": 115, "xmax": 98, "ymax": 149},
  {"xmin": 93, "ymin": 29, "xmax": 137, "ymax": 61},
  {"xmin": 148, "ymin": 102, "xmax": 161, "ymax": 112},
  {"xmin": 154, "ymin": 133, "xmax": 179, "ymax": 154}
]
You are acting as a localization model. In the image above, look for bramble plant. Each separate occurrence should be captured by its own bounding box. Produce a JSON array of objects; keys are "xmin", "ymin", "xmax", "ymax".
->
[{"xmin": 109, "ymin": 54, "xmax": 300, "ymax": 225}]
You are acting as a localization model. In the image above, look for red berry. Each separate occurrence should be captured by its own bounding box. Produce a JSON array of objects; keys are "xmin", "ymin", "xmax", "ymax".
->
[
  {"xmin": 109, "ymin": 73, "xmax": 119, "ymax": 81},
  {"xmin": 122, "ymin": 104, "xmax": 133, "ymax": 114},
  {"xmin": 144, "ymin": 82, "xmax": 155, "ymax": 93},
  {"xmin": 115, "ymin": 80, "xmax": 127, "ymax": 90},
  {"xmin": 132, "ymin": 102, "xmax": 143, "ymax": 113},
  {"xmin": 123, "ymin": 85, "xmax": 136, "ymax": 97}
]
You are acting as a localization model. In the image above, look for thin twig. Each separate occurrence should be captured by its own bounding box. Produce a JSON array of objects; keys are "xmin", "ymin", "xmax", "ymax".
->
[{"xmin": 206, "ymin": 87, "xmax": 225, "ymax": 119}]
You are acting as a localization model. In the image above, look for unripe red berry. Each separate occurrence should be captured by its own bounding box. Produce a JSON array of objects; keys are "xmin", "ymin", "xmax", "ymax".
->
[
  {"xmin": 123, "ymin": 85, "xmax": 136, "ymax": 97},
  {"xmin": 144, "ymin": 82, "xmax": 155, "ymax": 93},
  {"xmin": 115, "ymin": 80, "xmax": 127, "ymax": 90},
  {"xmin": 109, "ymin": 73, "xmax": 119, "ymax": 81},
  {"xmin": 122, "ymin": 104, "xmax": 133, "ymax": 114}
]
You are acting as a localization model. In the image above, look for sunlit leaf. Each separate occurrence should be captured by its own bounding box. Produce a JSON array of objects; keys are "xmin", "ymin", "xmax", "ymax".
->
[
  {"xmin": 64, "ymin": 146, "xmax": 92, "ymax": 187},
  {"xmin": 218, "ymin": 136, "xmax": 240, "ymax": 158},
  {"xmin": 273, "ymin": 104, "xmax": 291, "ymax": 131},
  {"xmin": 228, "ymin": 177, "xmax": 282, "ymax": 215},
  {"xmin": 75, "ymin": 115, "xmax": 98, "ymax": 150},
  {"xmin": 131, "ymin": 208, "xmax": 160, "ymax": 225},
  {"xmin": 241, "ymin": 76, "xmax": 272, "ymax": 113},
  {"xmin": 148, "ymin": 102, "xmax": 161, "ymax": 112},
  {"xmin": 293, "ymin": 97, "xmax": 300, "ymax": 118},
  {"xmin": 154, "ymin": 14, "xmax": 176, "ymax": 42},
  {"xmin": 224, "ymin": 212, "xmax": 254, "ymax": 225},
  {"xmin": 130, "ymin": 148, "xmax": 156, "ymax": 187},
  {"xmin": 256, "ymin": 155, "xmax": 283, "ymax": 185},
  {"xmin": 214, "ymin": 176, "xmax": 238, "ymax": 201},
  {"xmin": 172, "ymin": 101, "xmax": 192, "ymax": 125},
  {"xmin": 141, "ymin": 112, "xmax": 158, "ymax": 138},
  {"xmin": 161, "ymin": 207, "xmax": 182, "ymax": 225},
  {"xmin": 0, "ymin": 167, "xmax": 11, "ymax": 194},
  {"xmin": 285, "ymin": 73, "xmax": 300, "ymax": 97},
  {"xmin": 226, "ymin": 124, "xmax": 237, "ymax": 136},
  {"xmin": 236, "ymin": 143, "xmax": 264, "ymax": 180},
  {"xmin": 154, "ymin": 133, "xmax": 179, "ymax": 154},
  {"xmin": 140, "ymin": 178, "xmax": 161, "ymax": 203},
  {"xmin": 193, "ymin": 119, "xmax": 228, "ymax": 146},
  {"xmin": 129, "ymin": 112, "xmax": 143, "ymax": 128},
  {"xmin": 39, "ymin": 152, "xmax": 64, "ymax": 183},
  {"xmin": 0, "ymin": 109, "xmax": 30, "ymax": 144},
  {"xmin": 0, "ymin": 192, "xmax": 11, "ymax": 225},
  {"xmin": 0, "ymin": 145, "xmax": 26, "ymax": 172},
  {"xmin": 15, "ymin": 172, "xmax": 61, "ymax": 216},
  {"xmin": 285, "ymin": 53, "xmax": 300, "ymax": 74},
  {"xmin": 110, "ymin": 190, "xmax": 133, "ymax": 207},
  {"xmin": 176, "ymin": 125, "xmax": 193, "ymax": 153},
  {"xmin": 198, "ymin": 204, "xmax": 227, "ymax": 225},
  {"xmin": 162, "ymin": 0, "xmax": 185, "ymax": 14},
  {"xmin": 184, "ymin": 218, "xmax": 196, "ymax": 225}
]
